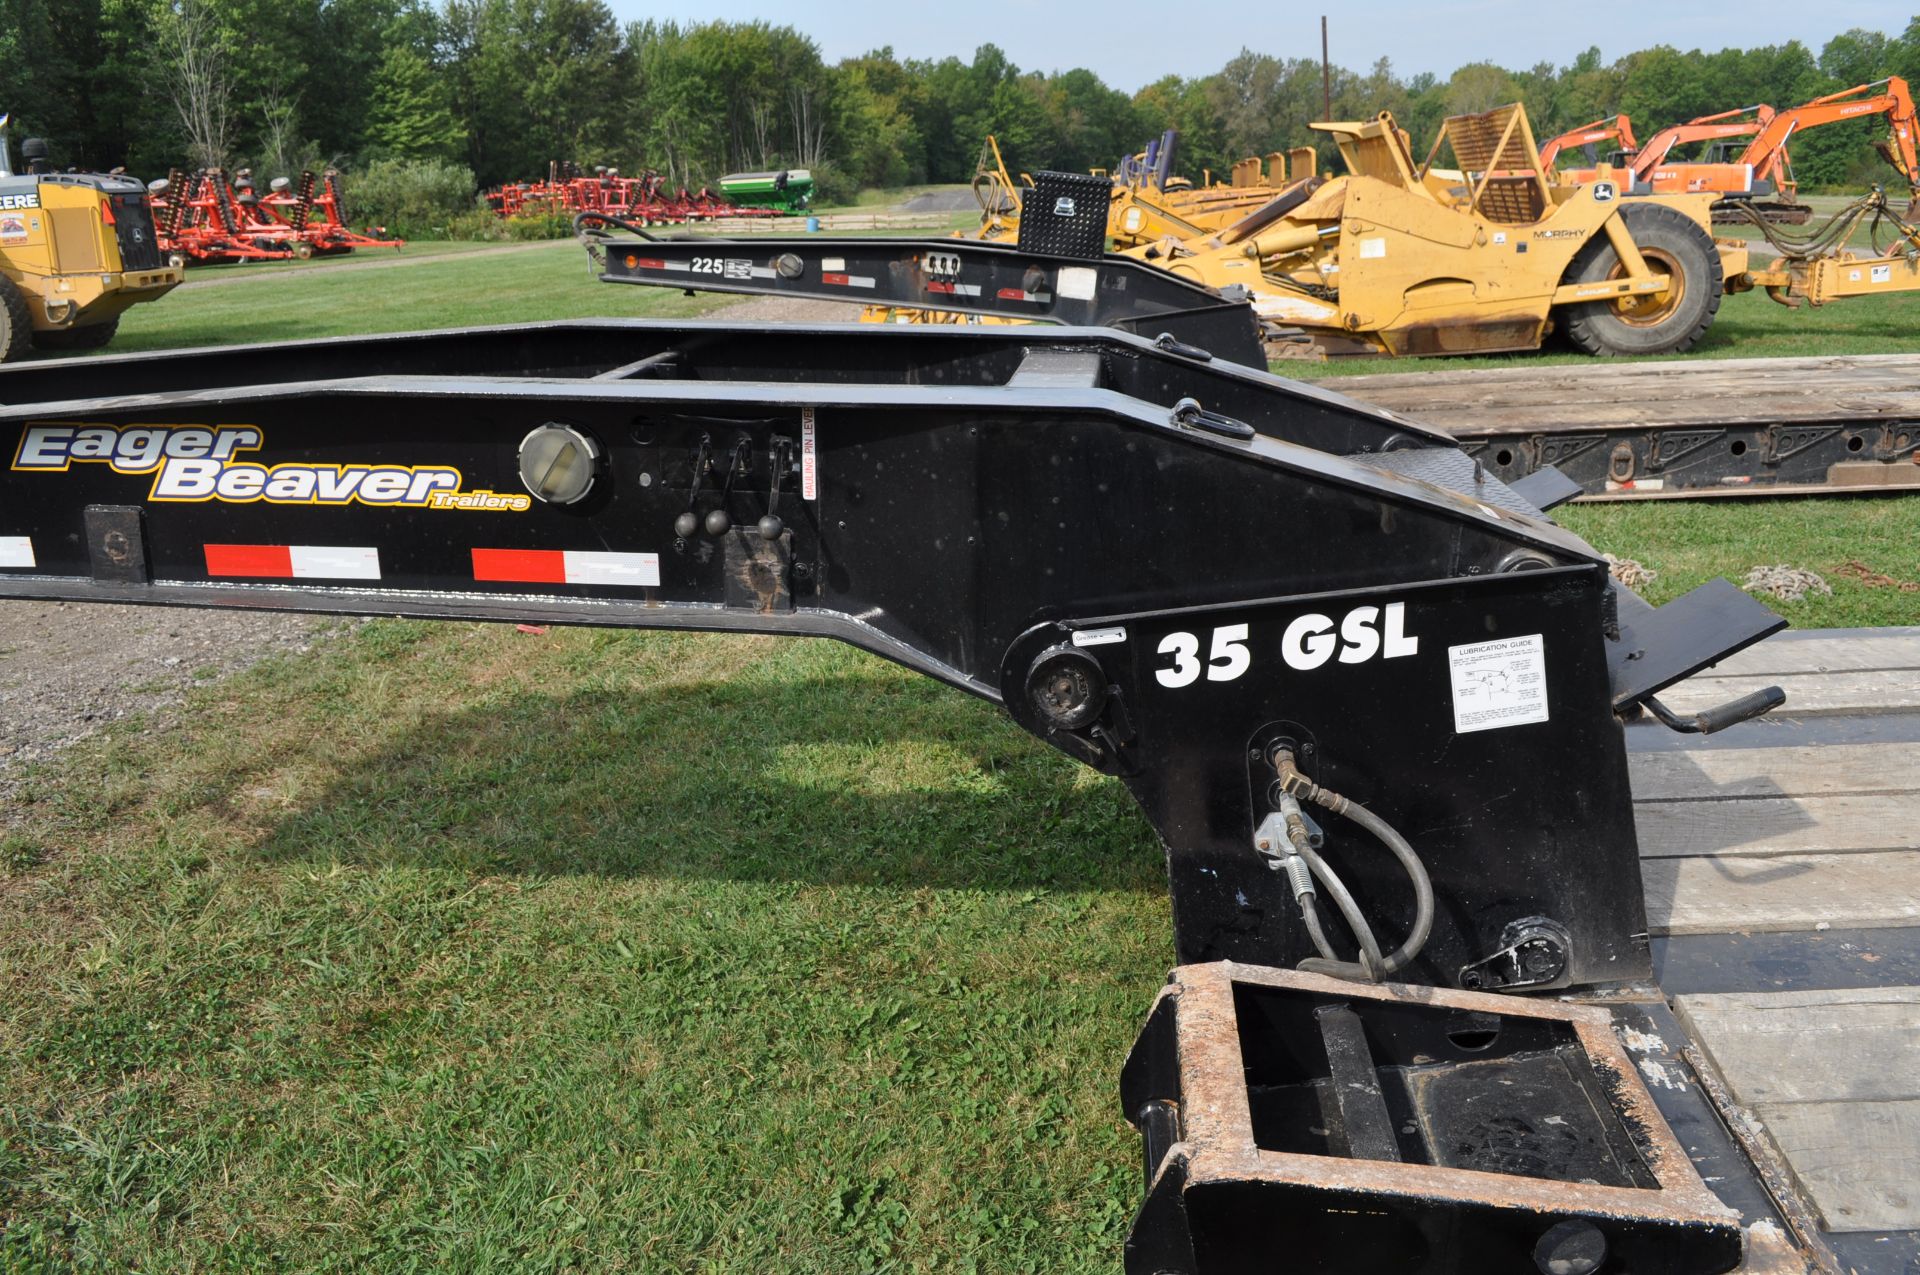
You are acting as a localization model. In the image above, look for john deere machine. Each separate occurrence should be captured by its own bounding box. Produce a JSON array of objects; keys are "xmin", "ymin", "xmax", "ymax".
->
[
  {"xmin": 1114, "ymin": 103, "xmax": 1734, "ymax": 358},
  {"xmin": 0, "ymin": 116, "xmax": 181, "ymax": 360}
]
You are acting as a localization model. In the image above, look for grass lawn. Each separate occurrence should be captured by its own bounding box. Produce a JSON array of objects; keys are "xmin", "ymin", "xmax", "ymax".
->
[
  {"xmin": 1557, "ymin": 497, "xmax": 1920, "ymax": 628},
  {"xmin": 109, "ymin": 240, "xmax": 728, "ymax": 355},
  {"xmin": 0, "ymin": 630, "xmax": 1159, "ymax": 1272},
  {"xmin": 2, "ymin": 222, "xmax": 1917, "ymax": 1270},
  {"xmin": 174, "ymin": 237, "xmax": 513, "ymax": 278}
]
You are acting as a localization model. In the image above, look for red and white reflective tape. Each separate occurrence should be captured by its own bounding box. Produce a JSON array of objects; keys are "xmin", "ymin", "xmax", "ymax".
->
[
  {"xmin": 472, "ymin": 548, "xmax": 660, "ymax": 587},
  {"xmin": 924, "ymin": 281, "xmax": 983, "ymax": 296},
  {"xmin": 821, "ymin": 272, "xmax": 877, "ymax": 289},
  {"xmin": 205, "ymin": 544, "xmax": 382, "ymax": 580},
  {"xmin": 0, "ymin": 535, "xmax": 34, "ymax": 569},
  {"xmin": 996, "ymin": 287, "xmax": 1052, "ymax": 303}
]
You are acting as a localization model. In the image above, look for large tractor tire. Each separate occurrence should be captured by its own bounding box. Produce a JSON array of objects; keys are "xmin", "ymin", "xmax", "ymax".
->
[
  {"xmin": 0, "ymin": 276, "xmax": 32, "ymax": 363},
  {"xmin": 32, "ymin": 318, "xmax": 119, "ymax": 353},
  {"xmin": 1561, "ymin": 203, "xmax": 1721, "ymax": 357}
]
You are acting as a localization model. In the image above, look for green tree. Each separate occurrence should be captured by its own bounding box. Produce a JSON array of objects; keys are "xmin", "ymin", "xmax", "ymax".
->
[{"xmin": 367, "ymin": 40, "xmax": 465, "ymax": 159}]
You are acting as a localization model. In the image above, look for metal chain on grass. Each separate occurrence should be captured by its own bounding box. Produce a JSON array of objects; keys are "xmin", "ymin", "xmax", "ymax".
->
[
  {"xmin": 1742, "ymin": 564, "xmax": 1832, "ymax": 602},
  {"xmin": 1605, "ymin": 554, "xmax": 1657, "ymax": 590}
]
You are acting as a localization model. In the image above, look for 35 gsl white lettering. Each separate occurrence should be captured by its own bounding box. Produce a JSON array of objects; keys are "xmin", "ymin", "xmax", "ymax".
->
[{"xmin": 1154, "ymin": 603, "xmax": 1418, "ymax": 688}]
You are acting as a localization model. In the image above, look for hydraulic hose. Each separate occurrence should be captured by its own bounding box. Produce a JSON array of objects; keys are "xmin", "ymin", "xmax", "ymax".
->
[
  {"xmin": 1295, "ymin": 845, "xmax": 1388, "ymax": 978},
  {"xmin": 1272, "ymin": 748, "xmax": 1434, "ymax": 983},
  {"xmin": 571, "ymin": 211, "xmax": 660, "ymax": 242}
]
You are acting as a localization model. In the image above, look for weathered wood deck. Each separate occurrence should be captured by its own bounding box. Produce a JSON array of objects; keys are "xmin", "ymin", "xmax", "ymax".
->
[
  {"xmin": 1339, "ymin": 354, "xmax": 1920, "ymax": 438},
  {"xmin": 1333, "ymin": 354, "xmax": 1920, "ymax": 498},
  {"xmin": 1634, "ymin": 625, "xmax": 1920, "ymax": 1268}
]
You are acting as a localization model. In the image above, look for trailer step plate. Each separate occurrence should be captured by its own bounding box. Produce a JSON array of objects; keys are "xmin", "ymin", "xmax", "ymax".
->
[{"xmin": 1121, "ymin": 962, "xmax": 1750, "ymax": 1275}]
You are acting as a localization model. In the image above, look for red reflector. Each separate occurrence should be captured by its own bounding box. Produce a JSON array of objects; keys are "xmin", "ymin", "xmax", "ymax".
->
[
  {"xmin": 101, "ymin": 200, "xmax": 117, "ymax": 225},
  {"xmin": 472, "ymin": 548, "xmax": 568, "ymax": 584},
  {"xmin": 205, "ymin": 544, "xmax": 292, "ymax": 578}
]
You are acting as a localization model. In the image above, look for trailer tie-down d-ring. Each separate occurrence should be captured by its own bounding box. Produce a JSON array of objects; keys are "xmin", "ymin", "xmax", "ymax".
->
[{"xmin": 0, "ymin": 319, "xmax": 1801, "ymax": 1272}]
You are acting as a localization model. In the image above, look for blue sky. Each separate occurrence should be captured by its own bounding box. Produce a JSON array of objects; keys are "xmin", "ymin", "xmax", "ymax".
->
[{"xmin": 606, "ymin": 1, "xmax": 1914, "ymax": 93}]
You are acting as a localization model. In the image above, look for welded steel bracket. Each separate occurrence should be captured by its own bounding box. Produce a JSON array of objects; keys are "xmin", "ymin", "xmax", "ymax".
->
[{"xmin": 1121, "ymin": 962, "xmax": 1747, "ymax": 1275}]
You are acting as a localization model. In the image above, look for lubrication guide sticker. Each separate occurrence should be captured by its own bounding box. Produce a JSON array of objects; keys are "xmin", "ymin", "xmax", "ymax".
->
[{"xmin": 1447, "ymin": 633, "xmax": 1550, "ymax": 734}]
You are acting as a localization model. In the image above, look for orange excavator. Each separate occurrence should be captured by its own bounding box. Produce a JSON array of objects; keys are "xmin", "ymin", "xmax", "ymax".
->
[
  {"xmin": 1537, "ymin": 114, "xmax": 1638, "ymax": 169},
  {"xmin": 1728, "ymin": 77, "xmax": 1920, "ymax": 220},
  {"xmin": 1627, "ymin": 105, "xmax": 1801, "ymax": 224},
  {"xmin": 1544, "ymin": 80, "xmax": 1920, "ymax": 225},
  {"xmin": 1545, "ymin": 106, "xmax": 1801, "ymax": 222}
]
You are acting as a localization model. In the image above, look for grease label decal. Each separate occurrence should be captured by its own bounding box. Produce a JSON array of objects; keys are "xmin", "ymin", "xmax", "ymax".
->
[
  {"xmin": 1447, "ymin": 634, "xmax": 1550, "ymax": 734},
  {"xmin": 11, "ymin": 423, "xmax": 531, "ymax": 512}
]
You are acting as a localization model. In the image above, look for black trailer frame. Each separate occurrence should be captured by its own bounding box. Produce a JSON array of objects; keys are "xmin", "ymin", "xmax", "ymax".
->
[{"xmin": 0, "ymin": 319, "xmax": 1814, "ymax": 1272}]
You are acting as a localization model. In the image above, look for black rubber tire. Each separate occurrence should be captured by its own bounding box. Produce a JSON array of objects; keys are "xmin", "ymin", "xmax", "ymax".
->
[
  {"xmin": 32, "ymin": 317, "xmax": 119, "ymax": 352},
  {"xmin": 1560, "ymin": 202, "xmax": 1721, "ymax": 357},
  {"xmin": 0, "ymin": 275, "xmax": 31, "ymax": 363}
]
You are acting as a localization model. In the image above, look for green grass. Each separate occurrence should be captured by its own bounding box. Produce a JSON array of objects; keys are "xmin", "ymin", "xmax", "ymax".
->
[
  {"xmin": 814, "ymin": 184, "xmax": 971, "ymax": 213},
  {"xmin": 3, "ymin": 196, "xmax": 1919, "ymax": 1271},
  {"xmin": 1558, "ymin": 497, "xmax": 1920, "ymax": 627},
  {"xmin": 177, "ymin": 237, "xmax": 514, "ymax": 278},
  {"xmin": 0, "ymin": 629, "xmax": 1161, "ymax": 1272},
  {"xmin": 107, "ymin": 240, "xmax": 730, "ymax": 355}
]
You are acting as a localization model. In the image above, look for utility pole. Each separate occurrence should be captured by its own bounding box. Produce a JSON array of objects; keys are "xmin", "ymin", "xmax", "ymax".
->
[{"xmin": 1321, "ymin": 17, "xmax": 1332, "ymax": 122}]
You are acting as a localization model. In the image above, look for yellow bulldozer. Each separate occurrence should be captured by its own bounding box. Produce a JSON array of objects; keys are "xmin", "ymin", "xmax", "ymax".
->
[
  {"xmin": 0, "ymin": 116, "xmax": 181, "ymax": 361},
  {"xmin": 1123, "ymin": 103, "xmax": 1740, "ymax": 357}
]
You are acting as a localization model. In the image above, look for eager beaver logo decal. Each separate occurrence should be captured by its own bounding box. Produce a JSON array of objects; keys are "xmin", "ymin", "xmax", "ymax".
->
[{"xmin": 11, "ymin": 423, "xmax": 532, "ymax": 511}]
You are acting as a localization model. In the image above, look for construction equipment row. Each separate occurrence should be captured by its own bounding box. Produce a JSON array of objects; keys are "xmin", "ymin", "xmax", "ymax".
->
[
  {"xmin": 146, "ymin": 167, "xmax": 404, "ymax": 266},
  {"xmin": 862, "ymin": 97, "xmax": 1920, "ymax": 363},
  {"xmin": 1538, "ymin": 76, "xmax": 1920, "ymax": 225}
]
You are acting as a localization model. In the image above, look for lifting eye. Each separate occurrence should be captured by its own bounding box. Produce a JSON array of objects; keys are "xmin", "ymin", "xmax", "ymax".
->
[{"xmin": 518, "ymin": 423, "xmax": 601, "ymax": 505}]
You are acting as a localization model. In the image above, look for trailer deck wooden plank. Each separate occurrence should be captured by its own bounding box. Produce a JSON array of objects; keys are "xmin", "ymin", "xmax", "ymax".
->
[
  {"xmin": 1745, "ymin": 1100, "xmax": 1920, "ymax": 1233},
  {"xmin": 1674, "ymin": 988, "xmax": 1920, "ymax": 1105},
  {"xmin": 1636, "ymin": 793, "xmax": 1920, "ymax": 857},
  {"xmin": 1628, "ymin": 627, "xmax": 1920, "ymax": 1249},
  {"xmin": 1696, "ymin": 634, "xmax": 1920, "ymax": 678},
  {"xmin": 1334, "ymin": 353, "xmax": 1920, "ymax": 437},
  {"xmin": 1332, "ymin": 355, "xmax": 1920, "ymax": 498},
  {"xmin": 1641, "ymin": 850, "xmax": 1920, "ymax": 934},
  {"xmin": 1656, "ymin": 668, "xmax": 1920, "ymax": 717},
  {"xmin": 1628, "ymin": 741, "xmax": 1920, "ymax": 800}
]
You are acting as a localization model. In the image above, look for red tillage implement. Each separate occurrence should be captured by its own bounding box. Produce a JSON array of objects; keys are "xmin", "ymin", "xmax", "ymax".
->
[
  {"xmin": 147, "ymin": 168, "xmax": 403, "ymax": 266},
  {"xmin": 486, "ymin": 164, "xmax": 780, "ymax": 225}
]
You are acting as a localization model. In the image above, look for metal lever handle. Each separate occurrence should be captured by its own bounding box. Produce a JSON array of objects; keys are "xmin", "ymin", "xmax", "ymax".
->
[
  {"xmin": 704, "ymin": 438, "xmax": 754, "ymax": 536},
  {"xmin": 757, "ymin": 438, "xmax": 790, "ymax": 540},
  {"xmin": 1644, "ymin": 686, "xmax": 1786, "ymax": 735},
  {"xmin": 672, "ymin": 434, "xmax": 714, "ymax": 539}
]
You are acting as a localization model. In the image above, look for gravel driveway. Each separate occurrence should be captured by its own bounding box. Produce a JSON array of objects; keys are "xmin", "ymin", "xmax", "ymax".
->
[
  {"xmin": 0, "ymin": 602, "xmax": 338, "ymax": 808},
  {"xmin": 0, "ymin": 294, "xmax": 860, "ymax": 805}
]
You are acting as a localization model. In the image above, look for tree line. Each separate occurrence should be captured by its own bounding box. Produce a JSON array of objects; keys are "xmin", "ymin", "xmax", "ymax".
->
[{"xmin": 6, "ymin": 2, "xmax": 1918, "ymax": 199}]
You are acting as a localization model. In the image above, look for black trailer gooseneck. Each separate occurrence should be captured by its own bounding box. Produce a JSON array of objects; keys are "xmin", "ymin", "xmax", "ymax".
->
[{"xmin": 0, "ymin": 318, "xmax": 1808, "ymax": 1272}]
